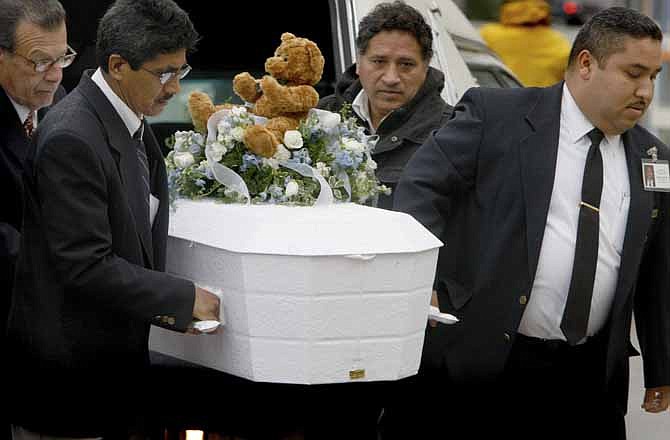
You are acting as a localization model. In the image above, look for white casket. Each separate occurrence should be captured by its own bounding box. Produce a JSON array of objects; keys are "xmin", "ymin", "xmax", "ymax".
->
[{"xmin": 149, "ymin": 199, "xmax": 442, "ymax": 384}]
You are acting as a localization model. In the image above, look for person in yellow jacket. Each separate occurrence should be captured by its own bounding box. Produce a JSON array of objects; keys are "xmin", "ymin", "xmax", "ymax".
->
[{"xmin": 480, "ymin": 0, "xmax": 571, "ymax": 87}]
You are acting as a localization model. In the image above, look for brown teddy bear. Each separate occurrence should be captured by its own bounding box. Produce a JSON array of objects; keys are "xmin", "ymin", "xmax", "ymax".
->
[
  {"xmin": 232, "ymin": 32, "xmax": 325, "ymax": 157},
  {"xmin": 186, "ymin": 32, "xmax": 325, "ymax": 159},
  {"xmin": 187, "ymin": 92, "xmax": 233, "ymax": 134}
]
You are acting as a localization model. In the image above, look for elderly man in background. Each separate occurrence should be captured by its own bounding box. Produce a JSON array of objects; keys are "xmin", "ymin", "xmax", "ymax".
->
[{"xmin": 0, "ymin": 1, "xmax": 70, "ymax": 436}]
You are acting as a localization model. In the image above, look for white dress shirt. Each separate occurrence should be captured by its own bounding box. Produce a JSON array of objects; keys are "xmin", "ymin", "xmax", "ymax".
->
[
  {"xmin": 91, "ymin": 68, "xmax": 158, "ymax": 226},
  {"xmin": 91, "ymin": 68, "xmax": 142, "ymax": 137},
  {"xmin": 518, "ymin": 84, "xmax": 630, "ymax": 342},
  {"xmin": 352, "ymin": 89, "xmax": 377, "ymax": 134},
  {"xmin": 7, "ymin": 95, "xmax": 36, "ymax": 130}
]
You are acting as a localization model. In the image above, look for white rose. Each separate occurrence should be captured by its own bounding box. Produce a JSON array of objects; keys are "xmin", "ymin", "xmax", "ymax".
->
[
  {"xmin": 173, "ymin": 131, "xmax": 189, "ymax": 152},
  {"xmin": 365, "ymin": 158, "xmax": 378, "ymax": 171},
  {"xmin": 283, "ymin": 130, "xmax": 304, "ymax": 150},
  {"xmin": 232, "ymin": 106, "xmax": 246, "ymax": 117},
  {"xmin": 231, "ymin": 126, "xmax": 245, "ymax": 142},
  {"xmin": 273, "ymin": 144, "xmax": 291, "ymax": 162},
  {"xmin": 262, "ymin": 158, "xmax": 280, "ymax": 169},
  {"xmin": 207, "ymin": 142, "xmax": 227, "ymax": 162},
  {"xmin": 316, "ymin": 161, "xmax": 331, "ymax": 178},
  {"xmin": 285, "ymin": 180, "xmax": 299, "ymax": 197},
  {"xmin": 173, "ymin": 151, "xmax": 195, "ymax": 168},
  {"xmin": 314, "ymin": 109, "xmax": 341, "ymax": 132},
  {"xmin": 342, "ymin": 137, "xmax": 365, "ymax": 154},
  {"xmin": 217, "ymin": 119, "xmax": 232, "ymax": 133},
  {"xmin": 191, "ymin": 132, "xmax": 205, "ymax": 146}
]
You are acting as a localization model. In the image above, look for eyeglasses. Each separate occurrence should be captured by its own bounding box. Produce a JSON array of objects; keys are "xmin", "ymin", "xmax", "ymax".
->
[
  {"xmin": 140, "ymin": 64, "xmax": 192, "ymax": 85},
  {"xmin": 4, "ymin": 44, "xmax": 77, "ymax": 73}
]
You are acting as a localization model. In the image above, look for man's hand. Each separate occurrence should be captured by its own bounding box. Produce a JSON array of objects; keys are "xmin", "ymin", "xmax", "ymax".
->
[
  {"xmin": 642, "ymin": 386, "xmax": 670, "ymax": 413},
  {"xmin": 193, "ymin": 286, "xmax": 220, "ymax": 321},
  {"xmin": 428, "ymin": 290, "xmax": 439, "ymax": 328}
]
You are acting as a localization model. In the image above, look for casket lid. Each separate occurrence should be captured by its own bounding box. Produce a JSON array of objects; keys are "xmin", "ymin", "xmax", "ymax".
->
[{"xmin": 168, "ymin": 199, "xmax": 443, "ymax": 256}]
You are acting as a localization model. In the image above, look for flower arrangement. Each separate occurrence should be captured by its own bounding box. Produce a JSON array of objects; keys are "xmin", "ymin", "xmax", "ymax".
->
[{"xmin": 165, "ymin": 105, "xmax": 390, "ymax": 206}]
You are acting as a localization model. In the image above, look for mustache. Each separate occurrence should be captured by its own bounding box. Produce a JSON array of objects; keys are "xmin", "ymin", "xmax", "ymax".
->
[
  {"xmin": 157, "ymin": 93, "xmax": 174, "ymax": 102},
  {"xmin": 628, "ymin": 100, "xmax": 648, "ymax": 110}
]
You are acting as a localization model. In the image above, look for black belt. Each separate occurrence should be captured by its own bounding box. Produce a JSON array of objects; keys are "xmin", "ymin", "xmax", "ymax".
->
[{"xmin": 514, "ymin": 332, "xmax": 605, "ymax": 355}]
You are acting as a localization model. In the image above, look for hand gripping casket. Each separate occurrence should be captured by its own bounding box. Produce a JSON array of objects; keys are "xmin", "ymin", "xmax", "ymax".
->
[{"xmin": 149, "ymin": 199, "xmax": 443, "ymax": 384}]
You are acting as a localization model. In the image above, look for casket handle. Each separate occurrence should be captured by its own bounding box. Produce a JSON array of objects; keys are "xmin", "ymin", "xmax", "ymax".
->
[{"xmin": 345, "ymin": 254, "xmax": 376, "ymax": 261}]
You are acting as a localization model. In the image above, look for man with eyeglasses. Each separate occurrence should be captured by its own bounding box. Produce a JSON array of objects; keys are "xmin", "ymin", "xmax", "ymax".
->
[
  {"xmin": 6, "ymin": 0, "xmax": 220, "ymax": 438},
  {"xmin": 0, "ymin": 1, "xmax": 69, "ymax": 437}
]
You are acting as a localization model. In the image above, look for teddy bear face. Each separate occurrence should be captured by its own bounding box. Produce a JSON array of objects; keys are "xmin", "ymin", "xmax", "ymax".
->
[{"xmin": 265, "ymin": 32, "xmax": 325, "ymax": 87}]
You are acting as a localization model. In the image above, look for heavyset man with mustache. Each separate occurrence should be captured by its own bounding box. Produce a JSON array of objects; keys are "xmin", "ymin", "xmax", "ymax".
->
[
  {"xmin": 394, "ymin": 7, "xmax": 670, "ymax": 440},
  {"xmin": 6, "ymin": 0, "xmax": 220, "ymax": 438}
]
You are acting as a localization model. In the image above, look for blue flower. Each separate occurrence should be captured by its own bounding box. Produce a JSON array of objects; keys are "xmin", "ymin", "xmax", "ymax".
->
[
  {"xmin": 268, "ymin": 184, "xmax": 284, "ymax": 199},
  {"xmin": 240, "ymin": 153, "xmax": 260, "ymax": 172},
  {"xmin": 334, "ymin": 150, "xmax": 354, "ymax": 168},
  {"xmin": 189, "ymin": 143, "xmax": 202, "ymax": 154},
  {"xmin": 195, "ymin": 179, "xmax": 206, "ymax": 188},
  {"xmin": 288, "ymin": 148, "xmax": 312, "ymax": 165}
]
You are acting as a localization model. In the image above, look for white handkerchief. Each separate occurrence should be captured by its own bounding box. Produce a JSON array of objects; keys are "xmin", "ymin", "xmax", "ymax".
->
[
  {"xmin": 428, "ymin": 305, "xmax": 459, "ymax": 325},
  {"xmin": 193, "ymin": 320, "xmax": 221, "ymax": 333},
  {"xmin": 149, "ymin": 194, "xmax": 160, "ymax": 226}
]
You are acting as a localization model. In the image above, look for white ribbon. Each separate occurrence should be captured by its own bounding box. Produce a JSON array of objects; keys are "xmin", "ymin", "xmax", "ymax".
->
[
  {"xmin": 336, "ymin": 170, "xmax": 352, "ymax": 202},
  {"xmin": 280, "ymin": 161, "xmax": 334, "ymax": 206},
  {"xmin": 205, "ymin": 109, "xmax": 253, "ymax": 204}
]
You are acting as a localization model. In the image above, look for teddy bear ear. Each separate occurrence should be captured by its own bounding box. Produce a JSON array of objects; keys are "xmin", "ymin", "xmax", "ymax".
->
[
  {"xmin": 307, "ymin": 42, "xmax": 325, "ymax": 84},
  {"xmin": 281, "ymin": 32, "xmax": 296, "ymax": 42}
]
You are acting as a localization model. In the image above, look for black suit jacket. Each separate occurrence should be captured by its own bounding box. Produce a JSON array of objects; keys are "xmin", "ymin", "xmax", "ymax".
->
[
  {"xmin": 394, "ymin": 83, "xmax": 670, "ymax": 411},
  {"xmin": 6, "ymin": 71, "xmax": 195, "ymax": 435},
  {"xmin": 0, "ymin": 86, "xmax": 64, "ymax": 344}
]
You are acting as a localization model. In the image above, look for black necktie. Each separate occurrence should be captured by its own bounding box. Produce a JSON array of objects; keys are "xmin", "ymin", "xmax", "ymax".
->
[
  {"xmin": 560, "ymin": 128, "xmax": 605, "ymax": 345},
  {"xmin": 133, "ymin": 120, "xmax": 151, "ymax": 219}
]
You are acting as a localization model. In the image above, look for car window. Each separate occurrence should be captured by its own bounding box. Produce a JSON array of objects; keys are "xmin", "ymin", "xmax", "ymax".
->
[
  {"xmin": 470, "ymin": 68, "xmax": 523, "ymax": 88},
  {"xmin": 470, "ymin": 69, "xmax": 500, "ymax": 88}
]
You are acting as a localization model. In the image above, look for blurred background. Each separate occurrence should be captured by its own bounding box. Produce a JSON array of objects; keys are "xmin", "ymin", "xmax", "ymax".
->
[
  {"xmin": 463, "ymin": 0, "xmax": 670, "ymax": 144},
  {"xmin": 58, "ymin": 0, "xmax": 670, "ymax": 146}
]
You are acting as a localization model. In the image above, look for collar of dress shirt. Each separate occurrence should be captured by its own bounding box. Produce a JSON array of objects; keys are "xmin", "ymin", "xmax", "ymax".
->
[
  {"xmin": 352, "ymin": 88, "xmax": 376, "ymax": 134},
  {"xmin": 91, "ymin": 68, "xmax": 142, "ymax": 138},
  {"xmin": 7, "ymin": 93, "xmax": 36, "ymax": 127},
  {"xmin": 562, "ymin": 83, "xmax": 621, "ymax": 147}
]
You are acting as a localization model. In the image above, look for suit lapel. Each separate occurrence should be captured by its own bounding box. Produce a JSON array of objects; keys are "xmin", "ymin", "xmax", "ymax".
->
[
  {"xmin": 77, "ymin": 72, "xmax": 154, "ymax": 268},
  {"xmin": 0, "ymin": 87, "xmax": 29, "ymax": 168},
  {"xmin": 144, "ymin": 124, "xmax": 166, "ymax": 268},
  {"xmin": 611, "ymin": 130, "xmax": 654, "ymax": 316},
  {"xmin": 518, "ymin": 83, "xmax": 563, "ymax": 282}
]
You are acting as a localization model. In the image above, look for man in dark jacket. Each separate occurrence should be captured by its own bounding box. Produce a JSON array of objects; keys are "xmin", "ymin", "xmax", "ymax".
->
[
  {"xmin": 7, "ymin": 0, "xmax": 220, "ymax": 437},
  {"xmin": 395, "ymin": 7, "xmax": 669, "ymax": 440},
  {"xmin": 0, "ymin": 2, "xmax": 69, "ymax": 436},
  {"xmin": 316, "ymin": 3, "xmax": 453, "ymax": 439},
  {"xmin": 318, "ymin": 1, "xmax": 452, "ymax": 210}
]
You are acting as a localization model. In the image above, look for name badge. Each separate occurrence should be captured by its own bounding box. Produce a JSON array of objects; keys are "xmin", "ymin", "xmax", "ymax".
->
[{"xmin": 641, "ymin": 159, "xmax": 670, "ymax": 192}]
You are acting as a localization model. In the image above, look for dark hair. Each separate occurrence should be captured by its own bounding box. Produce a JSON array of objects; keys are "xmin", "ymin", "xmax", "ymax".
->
[
  {"xmin": 568, "ymin": 7, "xmax": 662, "ymax": 69},
  {"xmin": 96, "ymin": 0, "xmax": 199, "ymax": 72},
  {"xmin": 0, "ymin": 0, "xmax": 66, "ymax": 51},
  {"xmin": 356, "ymin": 1, "xmax": 433, "ymax": 61}
]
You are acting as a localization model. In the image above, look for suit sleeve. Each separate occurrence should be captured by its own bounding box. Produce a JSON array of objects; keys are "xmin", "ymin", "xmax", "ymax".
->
[
  {"xmin": 635, "ymin": 189, "xmax": 670, "ymax": 388},
  {"xmin": 34, "ymin": 130, "xmax": 195, "ymax": 332},
  {"xmin": 393, "ymin": 87, "xmax": 484, "ymax": 243}
]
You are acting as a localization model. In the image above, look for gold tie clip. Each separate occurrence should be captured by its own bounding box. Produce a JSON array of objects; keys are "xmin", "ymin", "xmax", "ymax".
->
[{"xmin": 580, "ymin": 201, "xmax": 600, "ymax": 213}]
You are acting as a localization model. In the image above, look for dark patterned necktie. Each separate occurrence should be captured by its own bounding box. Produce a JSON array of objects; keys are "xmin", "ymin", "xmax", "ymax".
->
[
  {"xmin": 23, "ymin": 112, "xmax": 34, "ymax": 138},
  {"xmin": 133, "ymin": 120, "xmax": 151, "ymax": 219},
  {"xmin": 560, "ymin": 127, "xmax": 605, "ymax": 346}
]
